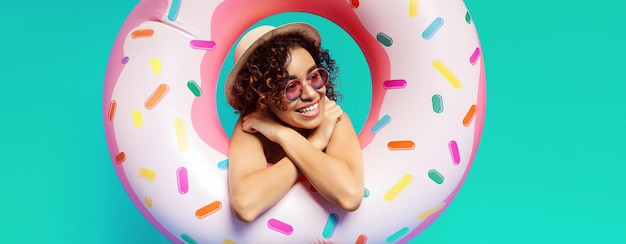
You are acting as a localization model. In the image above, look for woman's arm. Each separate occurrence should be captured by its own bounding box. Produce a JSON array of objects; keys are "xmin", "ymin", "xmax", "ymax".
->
[
  {"xmin": 228, "ymin": 118, "xmax": 300, "ymax": 223},
  {"xmin": 277, "ymin": 113, "xmax": 364, "ymax": 211}
]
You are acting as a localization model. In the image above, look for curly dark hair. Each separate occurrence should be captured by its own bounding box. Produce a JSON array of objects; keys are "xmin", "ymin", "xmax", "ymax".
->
[{"xmin": 229, "ymin": 31, "xmax": 341, "ymax": 117}]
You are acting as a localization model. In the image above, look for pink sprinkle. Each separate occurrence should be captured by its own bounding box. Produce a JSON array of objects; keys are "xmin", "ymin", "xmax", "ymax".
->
[
  {"xmin": 383, "ymin": 79, "xmax": 407, "ymax": 89},
  {"xmin": 469, "ymin": 47, "xmax": 481, "ymax": 65},
  {"xmin": 449, "ymin": 141, "xmax": 460, "ymax": 165},
  {"xmin": 190, "ymin": 40, "xmax": 216, "ymax": 50},
  {"xmin": 267, "ymin": 218, "xmax": 293, "ymax": 235},
  {"xmin": 177, "ymin": 167, "xmax": 188, "ymax": 194}
]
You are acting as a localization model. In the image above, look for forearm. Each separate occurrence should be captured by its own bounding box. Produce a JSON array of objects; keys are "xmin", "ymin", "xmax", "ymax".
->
[
  {"xmin": 277, "ymin": 129, "xmax": 363, "ymax": 210},
  {"xmin": 230, "ymin": 158, "xmax": 300, "ymax": 222}
]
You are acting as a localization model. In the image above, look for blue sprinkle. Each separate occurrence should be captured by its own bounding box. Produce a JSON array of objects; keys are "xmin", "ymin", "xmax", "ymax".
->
[
  {"xmin": 217, "ymin": 159, "xmax": 228, "ymax": 170},
  {"xmin": 386, "ymin": 227, "xmax": 409, "ymax": 243},
  {"xmin": 371, "ymin": 115, "xmax": 391, "ymax": 134},
  {"xmin": 322, "ymin": 213, "xmax": 338, "ymax": 239},
  {"xmin": 422, "ymin": 17, "xmax": 444, "ymax": 40},
  {"xmin": 168, "ymin": 0, "xmax": 181, "ymax": 21}
]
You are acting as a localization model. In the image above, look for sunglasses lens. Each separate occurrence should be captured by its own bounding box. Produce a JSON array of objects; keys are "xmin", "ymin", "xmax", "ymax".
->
[
  {"xmin": 311, "ymin": 69, "xmax": 329, "ymax": 89},
  {"xmin": 284, "ymin": 80, "xmax": 303, "ymax": 102}
]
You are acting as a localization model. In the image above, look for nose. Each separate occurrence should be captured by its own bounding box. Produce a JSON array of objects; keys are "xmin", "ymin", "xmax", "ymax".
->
[{"xmin": 299, "ymin": 82, "xmax": 318, "ymax": 101}]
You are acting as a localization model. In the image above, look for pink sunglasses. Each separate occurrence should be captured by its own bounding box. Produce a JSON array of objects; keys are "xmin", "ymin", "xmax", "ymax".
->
[{"xmin": 284, "ymin": 68, "xmax": 329, "ymax": 102}]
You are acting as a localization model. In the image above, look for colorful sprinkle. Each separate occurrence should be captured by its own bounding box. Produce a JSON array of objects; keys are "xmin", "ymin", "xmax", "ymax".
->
[
  {"xmin": 322, "ymin": 213, "xmax": 338, "ymax": 239},
  {"xmin": 470, "ymin": 47, "xmax": 481, "ymax": 65},
  {"xmin": 384, "ymin": 174, "xmax": 412, "ymax": 201},
  {"xmin": 132, "ymin": 110, "xmax": 143, "ymax": 127},
  {"xmin": 371, "ymin": 115, "xmax": 391, "ymax": 134},
  {"xmin": 115, "ymin": 152, "xmax": 126, "ymax": 164},
  {"xmin": 417, "ymin": 202, "xmax": 446, "ymax": 220},
  {"xmin": 363, "ymin": 187, "xmax": 370, "ymax": 198},
  {"xmin": 386, "ymin": 227, "xmax": 409, "ymax": 243},
  {"xmin": 168, "ymin": 0, "xmax": 181, "ymax": 21},
  {"xmin": 187, "ymin": 80, "xmax": 202, "ymax": 96},
  {"xmin": 267, "ymin": 218, "xmax": 293, "ymax": 235},
  {"xmin": 196, "ymin": 201, "xmax": 222, "ymax": 219},
  {"xmin": 463, "ymin": 104, "xmax": 476, "ymax": 127},
  {"xmin": 428, "ymin": 169, "xmax": 444, "ymax": 184},
  {"xmin": 150, "ymin": 58, "xmax": 162, "ymax": 74},
  {"xmin": 190, "ymin": 40, "xmax": 216, "ymax": 50},
  {"xmin": 181, "ymin": 233, "xmax": 197, "ymax": 244},
  {"xmin": 433, "ymin": 60, "xmax": 461, "ymax": 89},
  {"xmin": 120, "ymin": 56, "xmax": 129, "ymax": 64},
  {"xmin": 217, "ymin": 159, "xmax": 229, "ymax": 170},
  {"xmin": 387, "ymin": 141, "xmax": 415, "ymax": 150},
  {"xmin": 174, "ymin": 117, "xmax": 189, "ymax": 152},
  {"xmin": 408, "ymin": 0, "xmax": 418, "ymax": 17},
  {"xmin": 449, "ymin": 140, "xmax": 460, "ymax": 165},
  {"xmin": 139, "ymin": 168, "xmax": 157, "ymax": 182},
  {"xmin": 356, "ymin": 235, "xmax": 368, "ymax": 244},
  {"xmin": 222, "ymin": 239, "xmax": 236, "ymax": 244},
  {"xmin": 350, "ymin": 0, "xmax": 359, "ymax": 8},
  {"xmin": 383, "ymin": 79, "xmax": 407, "ymax": 89},
  {"xmin": 144, "ymin": 196, "xmax": 152, "ymax": 208},
  {"xmin": 422, "ymin": 17, "xmax": 444, "ymax": 40},
  {"xmin": 465, "ymin": 11, "xmax": 472, "ymax": 24},
  {"xmin": 432, "ymin": 94, "xmax": 444, "ymax": 113},
  {"xmin": 376, "ymin": 32, "xmax": 393, "ymax": 47},
  {"xmin": 144, "ymin": 84, "xmax": 169, "ymax": 110},
  {"xmin": 108, "ymin": 100, "xmax": 117, "ymax": 121},
  {"xmin": 131, "ymin": 29, "xmax": 154, "ymax": 39},
  {"xmin": 177, "ymin": 167, "xmax": 189, "ymax": 194}
]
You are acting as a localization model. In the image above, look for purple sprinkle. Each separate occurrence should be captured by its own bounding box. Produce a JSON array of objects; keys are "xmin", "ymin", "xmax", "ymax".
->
[
  {"xmin": 383, "ymin": 79, "xmax": 407, "ymax": 89},
  {"xmin": 121, "ymin": 56, "xmax": 129, "ymax": 64},
  {"xmin": 190, "ymin": 40, "xmax": 216, "ymax": 50}
]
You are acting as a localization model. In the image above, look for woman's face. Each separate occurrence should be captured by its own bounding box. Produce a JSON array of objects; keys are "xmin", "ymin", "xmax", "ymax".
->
[{"xmin": 270, "ymin": 47, "xmax": 326, "ymax": 130}]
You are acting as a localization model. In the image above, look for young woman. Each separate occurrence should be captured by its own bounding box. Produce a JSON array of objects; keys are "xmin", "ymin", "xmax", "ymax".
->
[{"xmin": 225, "ymin": 23, "xmax": 364, "ymax": 223}]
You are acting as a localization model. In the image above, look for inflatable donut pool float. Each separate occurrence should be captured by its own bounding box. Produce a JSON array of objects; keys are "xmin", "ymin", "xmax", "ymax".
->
[{"xmin": 102, "ymin": 0, "xmax": 486, "ymax": 243}]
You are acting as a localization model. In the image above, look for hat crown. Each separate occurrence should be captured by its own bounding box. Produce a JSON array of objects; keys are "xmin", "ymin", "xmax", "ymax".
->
[{"xmin": 233, "ymin": 25, "xmax": 276, "ymax": 64}]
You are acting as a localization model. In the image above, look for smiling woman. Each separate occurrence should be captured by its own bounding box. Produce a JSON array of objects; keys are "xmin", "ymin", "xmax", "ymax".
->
[{"xmin": 224, "ymin": 23, "xmax": 364, "ymax": 223}]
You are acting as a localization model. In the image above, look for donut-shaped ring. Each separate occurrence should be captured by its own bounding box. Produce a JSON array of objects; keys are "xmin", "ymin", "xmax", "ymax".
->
[{"xmin": 103, "ymin": 0, "xmax": 486, "ymax": 243}]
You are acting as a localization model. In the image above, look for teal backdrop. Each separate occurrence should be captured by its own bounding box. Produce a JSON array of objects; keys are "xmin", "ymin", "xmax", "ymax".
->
[{"xmin": 1, "ymin": 0, "xmax": 625, "ymax": 243}]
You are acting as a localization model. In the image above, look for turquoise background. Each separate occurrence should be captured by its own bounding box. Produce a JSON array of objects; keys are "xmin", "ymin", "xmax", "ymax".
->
[{"xmin": 1, "ymin": 0, "xmax": 625, "ymax": 243}]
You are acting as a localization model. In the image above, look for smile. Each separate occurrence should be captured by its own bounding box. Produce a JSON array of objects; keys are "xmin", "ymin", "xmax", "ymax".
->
[{"xmin": 296, "ymin": 102, "xmax": 319, "ymax": 114}]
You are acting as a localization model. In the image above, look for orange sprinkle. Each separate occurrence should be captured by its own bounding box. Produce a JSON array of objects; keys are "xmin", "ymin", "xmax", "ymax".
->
[
  {"xmin": 115, "ymin": 152, "xmax": 126, "ymax": 164},
  {"xmin": 463, "ymin": 104, "xmax": 477, "ymax": 127},
  {"xmin": 131, "ymin": 29, "xmax": 154, "ymax": 39},
  {"xmin": 144, "ymin": 84, "xmax": 169, "ymax": 110},
  {"xmin": 356, "ymin": 234, "xmax": 367, "ymax": 244},
  {"xmin": 108, "ymin": 100, "xmax": 117, "ymax": 122},
  {"xmin": 196, "ymin": 201, "xmax": 222, "ymax": 219},
  {"xmin": 387, "ymin": 141, "xmax": 415, "ymax": 150},
  {"xmin": 144, "ymin": 196, "xmax": 153, "ymax": 208},
  {"xmin": 350, "ymin": 0, "xmax": 360, "ymax": 8}
]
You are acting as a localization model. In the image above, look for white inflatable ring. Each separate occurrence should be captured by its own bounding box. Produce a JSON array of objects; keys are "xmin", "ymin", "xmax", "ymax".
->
[{"xmin": 103, "ymin": 0, "xmax": 486, "ymax": 243}]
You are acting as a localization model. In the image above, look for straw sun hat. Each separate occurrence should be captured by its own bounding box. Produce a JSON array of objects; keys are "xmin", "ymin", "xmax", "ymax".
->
[{"xmin": 224, "ymin": 23, "xmax": 322, "ymax": 107}]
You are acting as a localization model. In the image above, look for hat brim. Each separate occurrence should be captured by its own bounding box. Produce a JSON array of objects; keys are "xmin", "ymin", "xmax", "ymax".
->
[{"xmin": 224, "ymin": 23, "xmax": 321, "ymax": 108}]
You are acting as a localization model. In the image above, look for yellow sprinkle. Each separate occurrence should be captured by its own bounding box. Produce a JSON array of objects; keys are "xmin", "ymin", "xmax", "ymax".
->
[
  {"xmin": 139, "ymin": 168, "xmax": 157, "ymax": 182},
  {"xmin": 222, "ymin": 239, "xmax": 237, "ymax": 244},
  {"xmin": 132, "ymin": 110, "xmax": 143, "ymax": 127},
  {"xmin": 433, "ymin": 60, "xmax": 461, "ymax": 89},
  {"xmin": 418, "ymin": 202, "xmax": 446, "ymax": 220},
  {"xmin": 174, "ymin": 117, "xmax": 188, "ymax": 152},
  {"xmin": 384, "ymin": 174, "xmax": 413, "ymax": 201},
  {"xmin": 408, "ymin": 0, "xmax": 419, "ymax": 17},
  {"xmin": 150, "ymin": 57, "xmax": 162, "ymax": 74},
  {"xmin": 144, "ymin": 196, "xmax": 153, "ymax": 208}
]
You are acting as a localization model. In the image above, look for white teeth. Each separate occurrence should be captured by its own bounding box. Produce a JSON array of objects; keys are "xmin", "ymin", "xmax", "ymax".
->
[{"xmin": 298, "ymin": 103, "xmax": 318, "ymax": 114}]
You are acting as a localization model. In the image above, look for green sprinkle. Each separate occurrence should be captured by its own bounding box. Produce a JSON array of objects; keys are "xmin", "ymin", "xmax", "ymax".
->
[
  {"xmin": 376, "ymin": 32, "xmax": 393, "ymax": 47},
  {"xmin": 386, "ymin": 227, "xmax": 409, "ymax": 243},
  {"xmin": 181, "ymin": 234, "xmax": 197, "ymax": 244},
  {"xmin": 187, "ymin": 80, "xmax": 202, "ymax": 97},
  {"xmin": 363, "ymin": 187, "xmax": 370, "ymax": 198},
  {"xmin": 428, "ymin": 169, "xmax": 444, "ymax": 184},
  {"xmin": 465, "ymin": 11, "xmax": 471, "ymax": 24},
  {"xmin": 432, "ymin": 94, "xmax": 444, "ymax": 113}
]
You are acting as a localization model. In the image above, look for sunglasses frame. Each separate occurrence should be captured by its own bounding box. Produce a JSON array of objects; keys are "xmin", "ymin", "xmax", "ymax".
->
[{"xmin": 283, "ymin": 67, "xmax": 330, "ymax": 102}]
